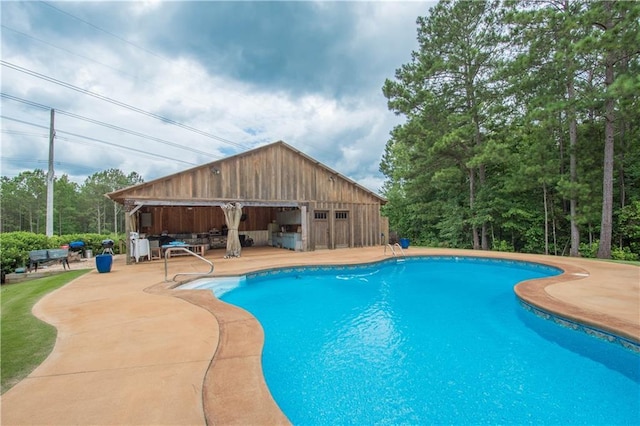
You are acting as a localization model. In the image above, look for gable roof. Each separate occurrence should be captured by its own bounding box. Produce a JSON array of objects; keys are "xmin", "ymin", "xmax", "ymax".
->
[{"xmin": 107, "ymin": 141, "xmax": 386, "ymax": 205}]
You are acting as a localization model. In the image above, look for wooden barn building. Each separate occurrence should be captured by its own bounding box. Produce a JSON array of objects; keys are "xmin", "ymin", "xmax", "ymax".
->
[{"xmin": 107, "ymin": 141, "xmax": 388, "ymax": 256}]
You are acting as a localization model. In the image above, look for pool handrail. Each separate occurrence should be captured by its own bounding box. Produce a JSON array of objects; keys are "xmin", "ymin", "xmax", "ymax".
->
[
  {"xmin": 164, "ymin": 246, "xmax": 214, "ymax": 282},
  {"xmin": 384, "ymin": 243, "xmax": 405, "ymax": 257}
]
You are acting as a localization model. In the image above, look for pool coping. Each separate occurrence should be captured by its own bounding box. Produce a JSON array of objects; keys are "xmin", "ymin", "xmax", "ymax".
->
[
  {"xmin": 512, "ymin": 257, "xmax": 640, "ymax": 345},
  {"xmin": 146, "ymin": 282, "xmax": 290, "ymax": 425},
  {"xmin": 157, "ymin": 249, "xmax": 640, "ymax": 425}
]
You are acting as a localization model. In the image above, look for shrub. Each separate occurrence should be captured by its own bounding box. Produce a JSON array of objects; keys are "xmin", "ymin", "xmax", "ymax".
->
[
  {"xmin": 618, "ymin": 201, "xmax": 640, "ymax": 256},
  {"xmin": 578, "ymin": 240, "xmax": 639, "ymax": 260},
  {"xmin": 0, "ymin": 232, "xmax": 125, "ymax": 275},
  {"xmin": 611, "ymin": 247, "xmax": 639, "ymax": 261},
  {"xmin": 0, "ymin": 232, "xmax": 48, "ymax": 276},
  {"xmin": 492, "ymin": 240, "xmax": 513, "ymax": 252},
  {"xmin": 579, "ymin": 241, "xmax": 599, "ymax": 258},
  {"xmin": 49, "ymin": 233, "xmax": 124, "ymax": 256}
]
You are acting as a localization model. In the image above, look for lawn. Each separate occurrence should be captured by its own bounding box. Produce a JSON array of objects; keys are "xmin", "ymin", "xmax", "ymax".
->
[{"xmin": 1, "ymin": 270, "xmax": 89, "ymax": 394}]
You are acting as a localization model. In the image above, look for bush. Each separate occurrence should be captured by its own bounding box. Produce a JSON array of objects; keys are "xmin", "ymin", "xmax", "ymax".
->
[
  {"xmin": 0, "ymin": 232, "xmax": 125, "ymax": 275},
  {"xmin": 618, "ymin": 201, "xmax": 640, "ymax": 255},
  {"xmin": 492, "ymin": 240, "xmax": 513, "ymax": 252},
  {"xmin": 579, "ymin": 241, "xmax": 599, "ymax": 258},
  {"xmin": 611, "ymin": 246, "xmax": 639, "ymax": 261},
  {"xmin": 0, "ymin": 232, "xmax": 49, "ymax": 276},
  {"xmin": 578, "ymin": 240, "xmax": 639, "ymax": 260},
  {"xmin": 49, "ymin": 233, "xmax": 124, "ymax": 256}
]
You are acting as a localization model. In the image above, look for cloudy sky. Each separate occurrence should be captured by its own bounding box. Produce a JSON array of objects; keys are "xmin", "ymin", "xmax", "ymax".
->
[{"xmin": 1, "ymin": 1, "xmax": 436, "ymax": 194}]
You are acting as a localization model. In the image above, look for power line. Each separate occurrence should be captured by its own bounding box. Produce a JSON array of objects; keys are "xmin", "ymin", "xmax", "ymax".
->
[
  {"xmin": 2, "ymin": 93, "xmax": 223, "ymax": 159},
  {"xmin": 1, "ymin": 115, "xmax": 49, "ymax": 130},
  {"xmin": 9, "ymin": 1, "xmax": 350, "ymax": 169},
  {"xmin": 12, "ymin": 3, "xmax": 340, "ymax": 166},
  {"xmin": 55, "ymin": 133, "xmax": 197, "ymax": 166},
  {"xmin": 1, "ymin": 60, "xmax": 250, "ymax": 150},
  {"xmin": 1, "ymin": 129, "xmax": 49, "ymax": 138},
  {"xmin": 39, "ymin": 1, "xmax": 171, "ymax": 63},
  {"xmin": 1, "ymin": 23, "xmax": 227, "ymax": 125},
  {"xmin": 0, "ymin": 94, "xmax": 49, "ymax": 110},
  {"xmin": 0, "ymin": 157, "xmax": 45, "ymax": 165},
  {"xmin": 0, "ymin": 115, "xmax": 197, "ymax": 166},
  {"xmin": 0, "ymin": 156, "xmax": 101, "ymax": 172},
  {"xmin": 1, "ymin": 24, "xmax": 133, "ymax": 81},
  {"xmin": 33, "ymin": 1, "xmax": 267, "ymax": 121}
]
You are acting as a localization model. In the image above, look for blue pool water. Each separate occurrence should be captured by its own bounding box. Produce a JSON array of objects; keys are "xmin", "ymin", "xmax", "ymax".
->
[{"xmin": 204, "ymin": 257, "xmax": 639, "ymax": 424}]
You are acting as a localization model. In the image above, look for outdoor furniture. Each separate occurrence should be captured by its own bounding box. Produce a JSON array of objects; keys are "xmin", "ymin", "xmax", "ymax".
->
[
  {"xmin": 130, "ymin": 238, "xmax": 150, "ymax": 262},
  {"xmin": 149, "ymin": 240, "xmax": 162, "ymax": 260},
  {"xmin": 209, "ymin": 235, "xmax": 227, "ymax": 248},
  {"xmin": 68, "ymin": 241, "xmax": 87, "ymax": 260},
  {"xmin": 69, "ymin": 241, "xmax": 85, "ymax": 253},
  {"xmin": 28, "ymin": 248, "xmax": 70, "ymax": 272},
  {"xmin": 186, "ymin": 243, "xmax": 208, "ymax": 257},
  {"xmin": 162, "ymin": 242, "xmax": 207, "ymax": 258},
  {"xmin": 240, "ymin": 235, "xmax": 254, "ymax": 247},
  {"xmin": 101, "ymin": 239, "xmax": 115, "ymax": 255}
]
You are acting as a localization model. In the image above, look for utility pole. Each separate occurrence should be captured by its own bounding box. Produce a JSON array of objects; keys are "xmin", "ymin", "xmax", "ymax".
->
[{"xmin": 46, "ymin": 108, "xmax": 55, "ymax": 237}]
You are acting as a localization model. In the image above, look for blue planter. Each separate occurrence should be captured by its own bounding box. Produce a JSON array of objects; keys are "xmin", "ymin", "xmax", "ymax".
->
[
  {"xmin": 95, "ymin": 254, "xmax": 113, "ymax": 273},
  {"xmin": 399, "ymin": 238, "xmax": 410, "ymax": 249}
]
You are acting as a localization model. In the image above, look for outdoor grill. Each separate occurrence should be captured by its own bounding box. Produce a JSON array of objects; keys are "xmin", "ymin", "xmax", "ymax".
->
[
  {"xmin": 69, "ymin": 241, "xmax": 85, "ymax": 253},
  {"xmin": 101, "ymin": 239, "xmax": 114, "ymax": 254}
]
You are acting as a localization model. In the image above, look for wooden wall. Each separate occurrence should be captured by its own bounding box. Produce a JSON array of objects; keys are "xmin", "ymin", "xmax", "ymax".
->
[
  {"xmin": 134, "ymin": 202, "xmax": 383, "ymax": 250},
  {"xmin": 118, "ymin": 143, "xmax": 382, "ymax": 205},
  {"xmin": 308, "ymin": 201, "xmax": 382, "ymax": 250},
  {"xmin": 137, "ymin": 206, "xmax": 276, "ymax": 236},
  {"xmin": 113, "ymin": 142, "xmax": 386, "ymax": 250}
]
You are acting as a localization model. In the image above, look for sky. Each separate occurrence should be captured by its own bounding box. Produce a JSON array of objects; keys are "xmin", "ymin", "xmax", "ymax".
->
[{"xmin": 1, "ymin": 0, "xmax": 436, "ymax": 194}]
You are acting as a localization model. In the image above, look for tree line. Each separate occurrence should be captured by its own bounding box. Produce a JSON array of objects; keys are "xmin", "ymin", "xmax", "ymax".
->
[
  {"xmin": 0, "ymin": 168, "xmax": 143, "ymax": 235},
  {"xmin": 381, "ymin": 0, "xmax": 639, "ymax": 259}
]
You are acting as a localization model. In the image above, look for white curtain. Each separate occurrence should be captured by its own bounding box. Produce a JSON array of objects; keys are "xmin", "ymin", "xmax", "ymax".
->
[{"xmin": 221, "ymin": 202, "xmax": 243, "ymax": 258}]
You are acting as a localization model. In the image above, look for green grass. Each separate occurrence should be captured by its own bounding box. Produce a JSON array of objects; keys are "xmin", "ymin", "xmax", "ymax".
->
[
  {"xmin": 581, "ymin": 257, "xmax": 640, "ymax": 267},
  {"xmin": 1, "ymin": 270, "xmax": 89, "ymax": 394},
  {"xmin": 608, "ymin": 259, "xmax": 640, "ymax": 266}
]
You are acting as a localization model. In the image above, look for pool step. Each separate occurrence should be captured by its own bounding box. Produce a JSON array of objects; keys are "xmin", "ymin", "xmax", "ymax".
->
[{"xmin": 179, "ymin": 275, "xmax": 246, "ymax": 297}]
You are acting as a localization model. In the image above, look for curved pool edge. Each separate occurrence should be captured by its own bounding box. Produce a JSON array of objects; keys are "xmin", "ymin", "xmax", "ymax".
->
[
  {"xmin": 161, "ymin": 247, "xmax": 639, "ymax": 425},
  {"xmin": 145, "ymin": 280, "xmax": 291, "ymax": 426},
  {"xmin": 513, "ymin": 257, "xmax": 640, "ymax": 346}
]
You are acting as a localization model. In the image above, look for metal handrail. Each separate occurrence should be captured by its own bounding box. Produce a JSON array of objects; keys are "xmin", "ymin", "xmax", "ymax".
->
[
  {"xmin": 164, "ymin": 246, "xmax": 214, "ymax": 282},
  {"xmin": 384, "ymin": 243, "xmax": 395, "ymax": 256},
  {"xmin": 384, "ymin": 243, "xmax": 406, "ymax": 257}
]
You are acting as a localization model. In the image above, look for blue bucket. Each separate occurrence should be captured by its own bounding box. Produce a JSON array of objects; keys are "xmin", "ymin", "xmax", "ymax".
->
[
  {"xmin": 399, "ymin": 238, "xmax": 410, "ymax": 249},
  {"xmin": 95, "ymin": 254, "xmax": 113, "ymax": 273}
]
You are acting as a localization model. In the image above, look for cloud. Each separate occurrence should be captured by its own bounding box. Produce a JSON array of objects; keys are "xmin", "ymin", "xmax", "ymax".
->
[{"xmin": 1, "ymin": 1, "xmax": 436, "ymax": 193}]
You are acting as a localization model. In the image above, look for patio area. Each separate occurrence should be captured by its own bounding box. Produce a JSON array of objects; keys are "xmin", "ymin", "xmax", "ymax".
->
[{"xmin": 1, "ymin": 246, "xmax": 638, "ymax": 425}]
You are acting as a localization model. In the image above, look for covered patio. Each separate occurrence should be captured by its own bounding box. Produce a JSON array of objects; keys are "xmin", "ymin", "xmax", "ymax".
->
[
  {"xmin": 107, "ymin": 142, "xmax": 389, "ymax": 264},
  {"xmin": 2, "ymin": 247, "xmax": 638, "ymax": 424}
]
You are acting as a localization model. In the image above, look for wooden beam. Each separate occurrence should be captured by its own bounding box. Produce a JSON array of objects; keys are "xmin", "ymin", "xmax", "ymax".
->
[
  {"xmin": 128, "ymin": 204, "xmax": 144, "ymax": 216},
  {"xmin": 130, "ymin": 199, "xmax": 302, "ymax": 208}
]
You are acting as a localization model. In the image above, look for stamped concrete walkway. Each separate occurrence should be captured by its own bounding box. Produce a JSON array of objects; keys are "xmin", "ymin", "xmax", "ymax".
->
[{"xmin": 1, "ymin": 247, "xmax": 638, "ymax": 425}]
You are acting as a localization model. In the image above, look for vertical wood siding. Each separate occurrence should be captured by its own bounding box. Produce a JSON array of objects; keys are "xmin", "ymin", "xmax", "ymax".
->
[
  {"xmin": 113, "ymin": 143, "xmax": 384, "ymax": 250},
  {"xmin": 138, "ymin": 206, "xmax": 277, "ymax": 236},
  {"xmin": 123, "ymin": 144, "xmax": 382, "ymax": 204}
]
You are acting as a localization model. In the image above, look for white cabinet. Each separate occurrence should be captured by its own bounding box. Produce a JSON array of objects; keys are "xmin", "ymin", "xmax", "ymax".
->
[
  {"xmin": 272, "ymin": 232, "xmax": 301, "ymax": 250},
  {"xmin": 130, "ymin": 238, "xmax": 150, "ymax": 262}
]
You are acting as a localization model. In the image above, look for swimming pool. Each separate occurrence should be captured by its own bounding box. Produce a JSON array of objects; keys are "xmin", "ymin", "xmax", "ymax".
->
[{"xmin": 189, "ymin": 256, "xmax": 640, "ymax": 424}]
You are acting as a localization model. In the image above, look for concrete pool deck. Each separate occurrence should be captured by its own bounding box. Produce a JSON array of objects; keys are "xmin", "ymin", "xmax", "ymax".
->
[{"xmin": 1, "ymin": 247, "xmax": 638, "ymax": 425}]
